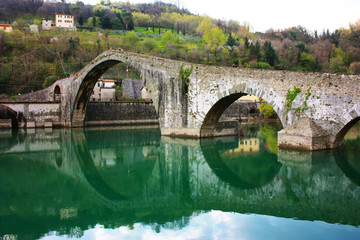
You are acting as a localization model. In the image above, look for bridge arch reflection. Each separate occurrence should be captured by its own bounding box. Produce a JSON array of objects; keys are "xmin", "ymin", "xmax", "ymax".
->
[{"xmin": 72, "ymin": 127, "xmax": 160, "ymax": 201}]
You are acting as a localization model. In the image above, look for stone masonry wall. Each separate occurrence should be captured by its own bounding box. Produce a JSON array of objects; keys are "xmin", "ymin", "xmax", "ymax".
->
[{"xmin": 85, "ymin": 101, "xmax": 158, "ymax": 123}]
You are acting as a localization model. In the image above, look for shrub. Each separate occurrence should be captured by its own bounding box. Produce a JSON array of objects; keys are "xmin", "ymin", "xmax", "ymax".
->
[
  {"xmin": 43, "ymin": 76, "xmax": 57, "ymax": 88},
  {"xmin": 349, "ymin": 62, "xmax": 360, "ymax": 74},
  {"xmin": 260, "ymin": 102, "xmax": 276, "ymax": 118}
]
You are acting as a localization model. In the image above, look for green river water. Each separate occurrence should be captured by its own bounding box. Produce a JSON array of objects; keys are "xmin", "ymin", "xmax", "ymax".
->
[{"xmin": 0, "ymin": 122, "xmax": 360, "ymax": 240}]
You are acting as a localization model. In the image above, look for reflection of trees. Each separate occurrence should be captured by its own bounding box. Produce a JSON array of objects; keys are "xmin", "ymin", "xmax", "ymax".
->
[{"xmin": 259, "ymin": 123, "xmax": 282, "ymax": 154}]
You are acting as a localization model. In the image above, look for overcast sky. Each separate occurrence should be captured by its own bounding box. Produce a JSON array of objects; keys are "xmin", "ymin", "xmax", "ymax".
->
[{"xmin": 79, "ymin": 0, "xmax": 360, "ymax": 33}]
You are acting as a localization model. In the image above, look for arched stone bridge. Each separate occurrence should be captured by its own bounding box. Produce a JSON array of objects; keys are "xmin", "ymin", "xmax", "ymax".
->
[{"xmin": 25, "ymin": 50, "xmax": 360, "ymax": 150}]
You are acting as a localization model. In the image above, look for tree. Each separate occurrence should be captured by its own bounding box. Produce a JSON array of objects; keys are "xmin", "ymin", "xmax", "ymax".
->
[
  {"xmin": 54, "ymin": 60, "xmax": 66, "ymax": 79},
  {"xmin": 299, "ymin": 52, "xmax": 315, "ymax": 71},
  {"xmin": 110, "ymin": 17, "xmax": 123, "ymax": 30},
  {"xmin": 203, "ymin": 27, "xmax": 226, "ymax": 53},
  {"xmin": 121, "ymin": 11, "xmax": 134, "ymax": 31},
  {"xmin": 226, "ymin": 33, "xmax": 237, "ymax": 48},
  {"xmin": 100, "ymin": 15, "xmax": 111, "ymax": 29},
  {"xmin": 349, "ymin": 62, "xmax": 360, "ymax": 74},
  {"xmin": 43, "ymin": 76, "xmax": 57, "ymax": 88},
  {"xmin": 263, "ymin": 41, "xmax": 277, "ymax": 66}
]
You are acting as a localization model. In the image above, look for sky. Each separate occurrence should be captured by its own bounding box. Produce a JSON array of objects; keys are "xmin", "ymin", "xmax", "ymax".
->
[{"xmin": 79, "ymin": 0, "xmax": 360, "ymax": 33}]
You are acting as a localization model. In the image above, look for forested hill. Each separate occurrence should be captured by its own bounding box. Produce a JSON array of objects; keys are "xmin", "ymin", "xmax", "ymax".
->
[{"xmin": 0, "ymin": 0, "xmax": 359, "ymax": 96}]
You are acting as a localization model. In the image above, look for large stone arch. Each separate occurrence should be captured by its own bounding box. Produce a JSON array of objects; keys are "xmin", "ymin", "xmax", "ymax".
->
[{"xmin": 71, "ymin": 60, "xmax": 121, "ymax": 126}]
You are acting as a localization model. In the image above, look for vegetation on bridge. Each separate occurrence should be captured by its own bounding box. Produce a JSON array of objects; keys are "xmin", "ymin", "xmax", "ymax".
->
[{"xmin": 0, "ymin": 0, "xmax": 360, "ymax": 96}]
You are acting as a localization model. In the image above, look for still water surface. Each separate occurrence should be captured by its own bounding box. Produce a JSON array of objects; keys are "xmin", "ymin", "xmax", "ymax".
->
[{"xmin": 0, "ymin": 123, "xmax": 360, "ymax": 240}]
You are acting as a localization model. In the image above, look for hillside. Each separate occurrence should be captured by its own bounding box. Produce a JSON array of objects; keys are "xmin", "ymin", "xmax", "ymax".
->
[{"xmin": 0, "ymin": 0, "xmax": 359, "ymax": 96}]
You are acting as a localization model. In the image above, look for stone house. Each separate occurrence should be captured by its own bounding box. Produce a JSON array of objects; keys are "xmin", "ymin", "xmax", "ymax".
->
[
  {"xmin": 0, "ymin": 24, "xmax": 13, "ymax": 32},
  {"xmin": 91, "ymin": 78, "xmax": 117, "ymax": 102},
  {"xmin": 42, "ymin": 19, "xmax": 53, "ymax": 30},
  {"xmin": 55, "ymin": 14, "xmax": 76, "ymax": 30}
]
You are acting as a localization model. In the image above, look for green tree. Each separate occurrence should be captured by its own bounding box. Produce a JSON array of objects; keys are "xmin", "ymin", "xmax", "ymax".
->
[
  {"xmin": 110, "ymin": 17, "xmax": 123, "ymax": 30},
  {"xmin": 121, "ymin": 11, "xmax": 134, "ymax": 31},
  {"xmin": 263, "ymin": 41, "xmax": 277, "ymax": 66},
  {"xmin": 299, "ymin": 52, "xmax": 315, "ymax": 71},
  {"xmin": 226, "ymin": 33, "xmax": 237, "ymax": 48},
  {"xmin": 100, "ymin": 15, "xmax": 111, "ymax": 29},
  {"xmin": 203, "ymin": 26, "xmax": 227, "ymax": 59},
  {"xmin": 53, "ymin": 60, "xmax": 66, "ymax": 79},
  {"xmin": 42, "ymin": 76, "xmax": 57, "ymax": 88}
]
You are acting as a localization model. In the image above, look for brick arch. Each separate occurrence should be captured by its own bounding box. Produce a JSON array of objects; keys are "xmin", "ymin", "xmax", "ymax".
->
[{"xmin": 199, "ymin": 85, "xmax": 285, "ymax": 137}]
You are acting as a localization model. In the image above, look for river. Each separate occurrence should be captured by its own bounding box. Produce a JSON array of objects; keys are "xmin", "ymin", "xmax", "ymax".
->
[{"xmin": 0, "ymin": 122, "xmax": 360, "ymax": 240}]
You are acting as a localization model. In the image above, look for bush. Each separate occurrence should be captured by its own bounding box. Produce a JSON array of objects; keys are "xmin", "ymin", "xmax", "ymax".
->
[
  {"xmin": 42, "ymin": 76, "xmax": 57, "ymax": 88},
  {"xmin": 260, "ymin": 102, "xmax": 276, "ymax": 118},
  {"xmin": 249, "ymin": 61, "xmax": 273, "ymax": 69},
  {"xmin": 349, "ymin": 62, "xmax": 360, "ymax": 74}
]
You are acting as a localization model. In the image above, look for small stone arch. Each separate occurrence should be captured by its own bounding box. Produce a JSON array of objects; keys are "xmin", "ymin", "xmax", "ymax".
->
[
  {"xmin": 54, "ymin": 85, "xmax": 61, "ymax": 102},
  {"xmin": 200, "ymin": 88, "xmax": 284, "ymax": 138},
  {"xmin": 0, "ymin": 105, "xmax": 20, "ymax": 129},
  {"xmin": 333, "ymin": 116, "xmax": 360, "ymax": 147}
]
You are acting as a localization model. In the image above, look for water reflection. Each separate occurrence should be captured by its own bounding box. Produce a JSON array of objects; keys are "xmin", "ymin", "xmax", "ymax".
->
[{"xmin": 0, "ymin": 123, "xmax": 360, "ymax": 239}]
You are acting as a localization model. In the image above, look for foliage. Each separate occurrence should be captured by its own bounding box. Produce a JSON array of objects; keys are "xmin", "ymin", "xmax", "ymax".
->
[
  {"xmin": 285, "ymin": 86, "xmax": 301, "ymax": 113},
  {"xmin": 299, "ymin": 52, "xmax": 315, "ymax": 71},
  {"xmin": 249, "ymin": 61, "xmax": 273, "ymax": 69},
  {"xmin": 179, "ymin": 64, "xmax": 194, "ymax": 96},
  {"xmin": 42, "ymin": 76, "xmax": 57, "ymax": 88},
  {"xmin": 260, "ymin": 102, "xmax": 276, "ymax": 118},
  {"xmin": 349, "ymin": 62, "xmax": 360, "ymax": 74},
  {"xmin": 262, "ymin": 41, "xmax": 277, "ymax": 66},
  {"xmin": 259, "ymin": 124, "xmax": 280, "ymax": 154},
  {"xmin": 1, "ymin": 0, "xmax": 360, "ymax": 95}
]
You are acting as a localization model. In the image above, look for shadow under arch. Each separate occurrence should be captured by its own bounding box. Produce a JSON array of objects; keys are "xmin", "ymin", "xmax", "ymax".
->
[
  {"xmin": 333, "ymin": 117, "xmax": 360, "ymax": 147},
  {"xmin": 0, "ymin": 104, "xmax": 22, "ymax": 130},
  {"xmin": 200, "ymin": 92, "xmax": 283, "ymax": 138},
  {"xmin": 200, "ymin": 137, "xmax": 281, "ymax": 189},
  {"xmin": 71, "ymin": 128, "xmax": 160, "ymax": 202}
]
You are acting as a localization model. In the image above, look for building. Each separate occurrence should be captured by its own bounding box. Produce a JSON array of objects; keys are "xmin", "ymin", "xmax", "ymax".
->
[
  {"xmin": 42, "ymin": 19, "xmax": 53, "ymax": 30},
  {"xmin": 29, "ymin": 24, "xmax": 39, "ymax": 33},
  {"xmin": 91, "ymin": 78, "xmax": 117, "ymax": 102},
  {"xmin": 55, "ymin": 14, "xmax": 76, "ymax": 30},
  {"xmin": 0, "ymin": 24, "xmax": 13, "ymax": 32}
]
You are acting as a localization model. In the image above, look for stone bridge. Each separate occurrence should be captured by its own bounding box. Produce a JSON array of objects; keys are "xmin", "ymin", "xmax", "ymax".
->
[{"xmin": 2, "ymin": 50, "xmax": 360, "ymax": 150}]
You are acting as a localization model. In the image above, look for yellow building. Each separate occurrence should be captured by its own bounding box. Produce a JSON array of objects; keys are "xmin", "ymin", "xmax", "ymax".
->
[
  {"xmin": 55, "ymin": 14, "xmax": 76, "ymax": 30},
  {"xmin": 0, "ymin": 24, "xmax": 13, "ymax": 32}
]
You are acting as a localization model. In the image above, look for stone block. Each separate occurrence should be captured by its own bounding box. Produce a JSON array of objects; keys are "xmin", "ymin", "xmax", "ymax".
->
[
  {"xmin": 44, "ymin": 121, "xmax": 53, "ymax": 128},
  {"xmin": 26, "ymin": 121, "xmax": 35, "ymax": 128}
]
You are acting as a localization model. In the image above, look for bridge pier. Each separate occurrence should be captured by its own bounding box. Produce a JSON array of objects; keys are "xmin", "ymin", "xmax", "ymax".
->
[{"xmin": 278, "ymin": 118, "xmax": 341, "ymax": 151}]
